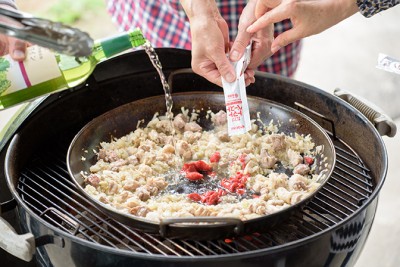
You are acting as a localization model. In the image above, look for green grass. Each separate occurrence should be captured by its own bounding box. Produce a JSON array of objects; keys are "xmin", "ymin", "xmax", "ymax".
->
[{"xmin": 43, "ymin": 0, "xmax": 104, "ymax": 24}]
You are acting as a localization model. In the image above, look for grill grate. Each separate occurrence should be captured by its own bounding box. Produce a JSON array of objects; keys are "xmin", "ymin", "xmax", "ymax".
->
[{"xmin": 16, "ymin": 134, "xmax": 374, "ymax": 257}]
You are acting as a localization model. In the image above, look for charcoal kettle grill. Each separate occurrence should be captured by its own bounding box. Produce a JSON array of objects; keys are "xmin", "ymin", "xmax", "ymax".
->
[{"xmin": 0, "ymin": 48, "xmax": 396, "ymax": 267}]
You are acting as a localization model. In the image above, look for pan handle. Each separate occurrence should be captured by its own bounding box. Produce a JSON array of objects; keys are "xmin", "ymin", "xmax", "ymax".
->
[
  {"xmin": 167, "ymin": 68, "xmax": 195, "ymax": 90},
  {"xmin": 0, "ymin": 199, "xmax": 35, "ymax": 262},
  {"xmin": 159, "ymin": 217, "xmax": 244, "ymax": 238},
  {"xmin": 334, "ymin": 88, "xmax": 397, "ymax": 137}
]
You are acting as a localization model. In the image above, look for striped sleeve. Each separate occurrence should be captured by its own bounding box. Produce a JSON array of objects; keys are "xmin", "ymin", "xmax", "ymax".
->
[
  {"xmin": 357, "ymin": 0, "xmax": 400, "ymax": 17},
  {"xmin": 0, "ymin": 0, "xmax": 16, "ymax": 9}
]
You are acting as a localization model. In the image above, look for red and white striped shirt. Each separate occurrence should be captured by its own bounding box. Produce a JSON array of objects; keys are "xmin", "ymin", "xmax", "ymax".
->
[{"xmin": 106, "ymin": 0, "xmax": 301, "ymax": 77}]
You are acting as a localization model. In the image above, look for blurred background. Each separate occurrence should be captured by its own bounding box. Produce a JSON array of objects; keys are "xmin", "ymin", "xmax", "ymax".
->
[{"xmin": 4, "ymin": 1, "xmax": 400, "ymax": 266}]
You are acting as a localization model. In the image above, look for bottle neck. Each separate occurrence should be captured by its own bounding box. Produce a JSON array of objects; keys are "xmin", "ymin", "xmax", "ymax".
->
[{"xmin": 92, "ymin": 29, "xmax": 146, "ymax": 62}]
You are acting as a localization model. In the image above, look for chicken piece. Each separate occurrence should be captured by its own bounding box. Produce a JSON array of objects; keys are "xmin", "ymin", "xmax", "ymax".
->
[
  {"xmin": 86, "ymin": 174, "xmax": 100, "ymax": 187},
  {"xmin": 249, "ymin": 201, "xmax": 267, "ymax": 215},
  {"xmin": 161, "ymin": 135, "xmax": 174, "ymax": 146},
  {"xmin": 290, "ymin": 191, "xmax": 307, "ymax": 205},
  {"xmin": 287, "ymin": 149, "xmax": 303, "ymax": 167},
  {"xmin": 110, "ymin": 159, "xmax": 128, "ymax": 171},
  {"xmin": 130, "ymin": 206, "xmax": 149, "ymax": 217},
  {"xmin": 184, "ymin": 122, "xmax": 202, "ymax": 132},
  {"xmin": 108, "ymin": 180, "xmax": 119, "ymax": 195},
  {"xmin": 123, "ymin": 180, "xmax": 140, "ymax": 191},
  {"xmin": 142, "ymin": 153, "xmax": 156, "ymax": 165},
  {"xmin": 136, "ymin": 186, "xmax": 151, "ymax": 201},
  {"xmin": 183, "ymin": 131, "xmax": 202, "ymax": 143},
  {"xmin": 216, "ymin": 129, "xmax": 230, "ymax": 142},
  {"xmin": 293, "ymin": 164, "xmax": 310, "ymax": 175},
  {"xmin": 194, "ymin": 206, "xmax": 212, "ymax": 216},
  {"xmin": 138, "ymin": 164, "xmax": 153, "ymax": 177},
  {"xmin": 212, "ymin": 110, "xmax": 228, "ymax": 126},
  {"xmin": 162, "ymin": 144, "xmax": 175, "ymax": 154},
  {"xmin": 243, "ymin": 160, "xmax": 259, "ymax": 175},
  {"xmin": 252, "ymin": 181, "xmax": 265, "ymax": 194},
  {"xmin": 134, "ymin": 148, "xmax": 145, "ymax": 162},
  {"xmin": 98, "ymin": 149, "xmax": 119, "ymax": 162},
  {"xmin": 146, "ymin": 177, "xmax": 168, "ymax": 191},
  {"xmin": 145, "ymin": 185, "xmax": 160, "ymax": 196},
  {"xmin": 260, "ymin": 148, "xmax": 278, "ymax": 169},
  {"xmin": 288, "ymin": 174, "xmax": 309, "ymax": 191},
  {"xmin": 155, "ymin": 120, "xmax": 173, "ymax": 133},
  {"xmin": 173, "ymin": 113, "xmax": 188, "ymax": 130},
  {"xmin": 126, "ymin": 146, "xmax": 137, "ymax": 156},
  {"xmin": 127, "ymin": 155, "xmax": 139, "ymax": 165},
  {"xmin": 275, "ymin": 187, "xmax": 294, "ymax": 204},
  {"xmin": 99, "ymin": 196, "xmax": 109, "ymax": 204},
  {"xmin": 138, "ymin": 140, "xmax": 155, "ymax": 152},
  {"xmin": 148, "ymin": 129, "xmax": 160, "ymax": 142},
  {"xmin": 176, "ymin": 140, "xmax": 193, "ymax": 160},
  {"xmin": 267, "ymin": 173, "xmax": 289, "ymax": 189},
  {"xmin": 266, "ymin": 134, "xmax": 286, "ymax": 152},
  {"xmin": 115, "ymin": 191, "xmax": 130, "ymax": 203}
]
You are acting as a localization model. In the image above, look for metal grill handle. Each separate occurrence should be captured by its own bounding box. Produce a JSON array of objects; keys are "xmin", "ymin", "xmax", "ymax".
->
[
  {"xmin": 159, "ymin": 217, "xmax": 244, "ymax": 238},
  {"xmin": 334, "ymin": 88, "xmax": 397, "ymax": 137},
  {"xmin": 0, "ymin": 216, "xmax": 35, "ymax": 261}
]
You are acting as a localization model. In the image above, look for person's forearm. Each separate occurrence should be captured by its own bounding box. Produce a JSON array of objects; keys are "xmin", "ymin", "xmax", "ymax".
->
[
  {"xmin": 180, "ymin": 0, "xmax": 219, "ymax": 21},
  {"xmin": 357, "ymin": 0, "xmax": 400, "ymax": 17}
]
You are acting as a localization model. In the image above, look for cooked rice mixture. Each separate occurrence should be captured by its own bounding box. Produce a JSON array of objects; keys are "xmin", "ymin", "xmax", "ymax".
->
[{"xmin": 82, "ymin": 108, "xmax": 324, "ymax": 222}]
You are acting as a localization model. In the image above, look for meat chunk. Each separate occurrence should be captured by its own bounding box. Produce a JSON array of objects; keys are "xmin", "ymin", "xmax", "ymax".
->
[
  {"xmin": 260, "ymin": 148, "xmax": 277, "ymax": 169},
  {"xmin": 293, "ymin": 164, "xmax": 310, "ymax": 175},
  {"xmin": 130, "ymin": 206, "xmax": 149, "ymax": 217},
  {"xmin": 268, "ymin": 173, "xmax": 289, "ymax": 189},
  {"xmin": 136, "ymin": 186, "xmax": 151, "ymax": 201},
  {"xmin": 184, "ymin": 122, "xmax": 202, "ymax": 132},
  {"xmin": 216, "ymin": 129, "xmax": 230, "ymax": 142},
  {"xmin": 287, "ymin": 149, "xmax": 303, "ymax": 167},
  {"xmin": 183, "ymin": 131, "xmax": 202, "ymax": 143},
  {"xmin": 97, "ymin": 149, "xmax": 119, "ymax": 162},
  {"xmin": 173, "ymin": 113, "xmax": 188, "ymax": 130},
  {"xmin": 146, "ymin": 177, "xmax": 168, "ymax": 191},
  {"xmin": 288, "ymin": 174, "xmax": 308, "ymax": 191},
  {"xmin": 155, "ymin": 120, "xmax": 173, "ymax": 133},
  {"xmin": 86, "ymin": 174, "xmax": 100, "ymax": 187},
  {"xmin": 176, "ymin": 140, "xmax": 193, "ymax": 160},
  {"xmin": 123, "ymin": 180, "xmax": 140, "ymax": 191},
  {"xmin": 212, "ymin": 110, "xmax": 227, "ymax": 126},
  {"xmin": 162, "ymin": 144, "xmax": 175, "ymax": 154},
  {"xmin": 109, "ymin": 159, "xmax": 128, "ymax": 171},
  {"xmin": 266, "ymin": 134, "xmax": 286, "ymax": 152}
]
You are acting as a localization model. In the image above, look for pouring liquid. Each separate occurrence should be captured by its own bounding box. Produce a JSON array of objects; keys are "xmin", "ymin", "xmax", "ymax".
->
[
  {"xmin": 143, "ymin": 41, "xmax": 182, "ymax": 174},
  {"xmin": 143, "ymin": 41, "xmax": 174, "ymax": 120}
]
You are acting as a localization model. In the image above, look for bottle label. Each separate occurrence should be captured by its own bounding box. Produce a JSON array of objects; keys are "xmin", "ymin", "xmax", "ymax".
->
[{"xmin": 0, "ymin": 46, "xmax": 62, "ymax": 96}]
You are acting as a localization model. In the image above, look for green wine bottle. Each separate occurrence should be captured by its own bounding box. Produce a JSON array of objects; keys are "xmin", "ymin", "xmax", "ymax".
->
[{"xmin": 0, "ymin": 29, "xmax": 146, "ymax": 109}]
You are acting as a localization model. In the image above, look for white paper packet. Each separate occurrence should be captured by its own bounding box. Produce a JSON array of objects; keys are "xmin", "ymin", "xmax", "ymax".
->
[
  {"xmin": 221, "ymin": 44, "xmax": 252, "ymax": 136},
  {"xmin": 376, "ymin": 53, "xmax": 400, "ymax": 75}
]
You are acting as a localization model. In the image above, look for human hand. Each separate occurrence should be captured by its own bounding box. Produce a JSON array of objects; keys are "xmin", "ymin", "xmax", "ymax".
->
[
  {"xmin": 0, "ymin": 4, "xmax": 27, "ymax": 61},
  {"xmin": 181, "ymin": 0, "xmax": 256, "ymax": 87},
  {"xmin": 189, "ymin": 12, "xmax": 235, "ymax": 87},
  {"xmin": 230, "ymin": 0, "xmax": 274, "ymax": 83},
  {"xmin": 247, "ymin": 0, "xmax": 359, "ymax": 53}
]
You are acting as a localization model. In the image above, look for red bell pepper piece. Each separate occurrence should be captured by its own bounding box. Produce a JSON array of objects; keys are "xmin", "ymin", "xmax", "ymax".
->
[
  {"xmin": 193, "ymin": 160, "xmax": 212, "ymax": 172},
  {"xmin": 186, "ymin": 171, "xmax": 204, "ymax": 181},
  {"xmin": 188, "ymin": 193, "xmax": 202, "ymax": 202},
  {"xmin": 304, "ymin": 156, "xmax": 314, "ymax": 165},
  {"xmin": 210, "ymin": 151, "xmax": 221, "ymax": 163}
]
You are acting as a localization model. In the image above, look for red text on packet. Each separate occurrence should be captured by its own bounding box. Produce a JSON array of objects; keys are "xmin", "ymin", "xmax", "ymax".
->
[{"xmin": 226, "ymin": 104, "xmax": 243, "ymax": 119}]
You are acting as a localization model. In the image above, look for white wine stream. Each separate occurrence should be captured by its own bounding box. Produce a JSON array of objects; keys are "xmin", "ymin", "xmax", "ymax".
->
[{"xmin": 143, "ymin": 41, "xmax": 174, "ymax": 121}]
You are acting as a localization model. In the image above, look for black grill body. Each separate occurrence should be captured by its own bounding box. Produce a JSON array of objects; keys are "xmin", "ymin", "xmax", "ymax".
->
[{"xmin": 0, "ymin": 49, "xmax": 387, "ymax": 267}]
